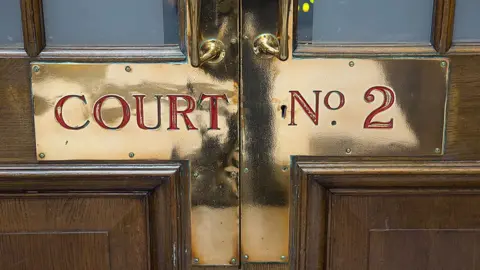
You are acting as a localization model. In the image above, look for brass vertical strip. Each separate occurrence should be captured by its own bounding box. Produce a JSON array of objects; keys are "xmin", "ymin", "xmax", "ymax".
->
[
  {"xmin": 21, "ymin": 0, "xmax": 45, "ymax": 57},
  {"xmin": 433, "ymin": 0, "xmax": 456, "ymax": 53}
]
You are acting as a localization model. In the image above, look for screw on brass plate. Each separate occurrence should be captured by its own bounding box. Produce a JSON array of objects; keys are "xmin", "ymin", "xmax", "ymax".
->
[
  {"xmin": 193, "ymin": 171, "xmax": 199, "ymax": 178},
  {"xmin": 193, "ymin": 258, "xmax": 199, "ymax": 264},
  {"xmin": 435, "ymin": 148, "xmax": 441, "ymax": 154},
  {"xmin": 230, "ymin": 38, "xmax": 238, "ymax": 44},
  {"xmin": 128, "ymin": 152, "xmax": 135, "ymax": 158},
  {"xmin": 38, "ymin": 153, "xmax": 45, "ymax": 159},
  {"xmin": 125, "ymin": 66, "xmax": 132, "ymax": 72},
  {"xmin": 282, "ymin": 166, "xmax": 289, "ymax": 172},
  {"xmin": 244, "ymin": 168, "xmax": 249, "ymax": 173},
  {"xmin": 331, "ymin": 120, "xmax": 337, "ymax": 126},
  {"xmin": 346, "ymin": 148, "xmax": 352, "ymax": 154},
  {"xmin": 440, "ymin": 61, "xmax": 447, "ymax": 68},
  {"xmin": 280, "ymin": 255, "xmax": 287, "ymax": 260},
  {"xmin": 32, "ymin": 65, "xmax": 40, "ymax": 73},
  {"xmin": 349, "ymin": 61, "xmax": 355, "ymax": 67},
  {"xmin": 244, "ymin": 254, "xmax": 249, "ymax": 260},
  {"xmin": 230, "ymin": 258, "xmax": 237, "ymax": 264}
]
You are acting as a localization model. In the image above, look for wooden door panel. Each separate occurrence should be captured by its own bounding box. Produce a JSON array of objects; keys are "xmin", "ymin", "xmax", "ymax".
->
[
  {"xmin": 291, "ymin": 161, "xmax": 480, "ymax": 270},
  {"xmin": 0, "ymin": 195, "xmax": 147, "ymax": 270},
  {"xmin": 0, "ymin": 164, "xmax": 190, "ymax": 270},
  {"xmin": 368, "ymin": 230, "xmax": 480, "ymax": 270},
  {"xmin": 1, "ymin": 232, "xmax": 110, "ymax": 270},
  {"xmin": 330, "ymin": 195, "xmax": 480, "ymax": 270}
]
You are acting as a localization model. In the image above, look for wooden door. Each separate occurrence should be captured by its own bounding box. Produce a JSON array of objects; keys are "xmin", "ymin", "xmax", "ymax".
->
[
  {"xmin": 1, "ymin": 0, "xmax": 480, "ymax": 269},
  {"xmin": 0, "ymin": 0, "xmax": 237, "ymax": 269},
  {"xmin": 241, "ymin": 0, "xmax": 480, "ymax": 269}
]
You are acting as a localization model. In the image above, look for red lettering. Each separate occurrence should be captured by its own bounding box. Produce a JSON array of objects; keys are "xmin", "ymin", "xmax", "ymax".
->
[
  {"xmin": 324, "ymin": 90, "xmax": 345, "ymax": 111},
  {"xmin": 200, "ymin": 94, "xmax": 229, "ymax": 130},
  {"xmin": 93, "ymin": 95, "xmax": 131, "ymax": 130},
  {"xmin": 289, "ymin": 90, "xmax": 321, "ymax": 126},
  {"xmin": 133, "ymin": 94, "xmax": 162, "ymax": 130},
  {"xmin": 54, "ymin": 95, "xmax": 90, "ymax": 130},
  {"xmin": 167, "ymin": 95, "xmax": 198, "ymax": 130},
  {"xmin": 363, "ymin": 86, "xmax": 395, "ymax": 129}
]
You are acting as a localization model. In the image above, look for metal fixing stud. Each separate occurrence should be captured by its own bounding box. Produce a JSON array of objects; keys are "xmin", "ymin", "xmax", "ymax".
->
[
  {"xmin": 193, "ymin": 258, "xmax": 199, "ymax": 264},
  {"xmin": 32, "ymin": 65, "xmax": 40, "ymax": 73},
  {"xmin": 244, "ymin": 168, "xmax": 249, "ymax": 173},
  {"xmin": 128, "ymin": 152, "xmax": 135, "ymax": 158},
  {"xmin": 435, "ymin": 148, "xmax": 441, "ymax": 154},
  {"xmin": 282, "ymin": 166, "xmax": 289, "ymax": 172},
  {"xmin": 125, "ymin": 66, "xmax": 132, "ymax": 72},
  {"xmin": 230, "ymin": 258, "xmax": 237, "ymax": 264},
  {"xmin": 193, "ymin": 171, "xmax": 199, "ymax": 178},
  {"xmin": 346, "ymin": 148, "xmax": 352, "ymax": 154},
  {"xmin": 349, "ymin": 61, "xmax": 355, "ymax": 67},
  {"xmin": 38, "ymin": 153, "xmax": 45, "ymax": 159},
  {"xmin": 440, "ymin": 61, "xmax": 447, "ymax": 68},
  {"xmin": 244, "ymin": 254, "xmax": 249, "ymax": 260},
  {"xmin": 280, "ymin": 255, "xmax": 287, "ymax": 261}
]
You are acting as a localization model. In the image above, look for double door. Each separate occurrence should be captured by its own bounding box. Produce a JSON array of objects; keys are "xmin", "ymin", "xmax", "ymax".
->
[{"xmin": 1, "ymin": 0, "xmax": 480, "ymax": 269}]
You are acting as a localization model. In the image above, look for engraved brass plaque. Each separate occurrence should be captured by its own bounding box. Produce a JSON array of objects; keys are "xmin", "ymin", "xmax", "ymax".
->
[
  {"xmin": 31, "ymin": 62, "xmax": 240, "ymax": 265},
  {"xmin": 240, "ymin": 56, "xmax": 449, "ymax": 263},
  {"xmin": 269, "ymin": 58, "xmax": 449, "ymax": 157}
]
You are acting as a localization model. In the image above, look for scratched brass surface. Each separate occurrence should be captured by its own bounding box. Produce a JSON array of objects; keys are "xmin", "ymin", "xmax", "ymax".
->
[
  {"xmin": 31, "ymin": 1, "xmax": 240, "ymax": 266},
  {"xmin": 240, "ymin": 0, "xmax": 449, "ymax": 263}
]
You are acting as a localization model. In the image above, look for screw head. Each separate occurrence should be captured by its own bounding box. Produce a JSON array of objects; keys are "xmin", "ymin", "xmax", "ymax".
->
[
  {"xmin": 128, "ymin": 152, "xmax": 135, "ymax": 158},
  {"xmin": 435, "ymin": 148, "xmax": 441, "ymax": 154},
  {"xmin": 244, "ymin": 254, "xmax": 249, "ymax": 260},
  {"xmin": 349, "ymin": 61, "xmax": 355, "ymax": 67},
  {"xmin": 125, "ymin": 66, "xmax": 132, "ymax": 72},
  {"xmin": 280, "ymin": 255, "xmax": 287, "ymax": 260},
  {"xmin": 440, "ymin": 61, "xmax": 447, "ymax": 68},
  {"xmin": 38, "ymin": 153, "xmax": 45, "ymax": 159},
  {"xmin": 193, "ymin": 258, "xmax": 199, "ymax": 264},
  {"xmin": 282, "ymin": 166, "xmax": 289, "ymax": 172},
  {"xmin": 193, "ymin": 171, "xmax": 199, "ymax": 178},
  {"xmin": 230, "ymin": 258, "xmax": 237, "ymax": 264},
  {"xmin": 244, "ymin": 168, "xmax": 249, "ymax": 173},
  {"xmin": 32, "ymin": 65, "xmax": 40, "ymax": 73},
  {"xmin": 346, "ymin": 148, "xmax": 352, "ymax": 154},
  {"xmin": 230, "ymin": 38, "xmax": 238, "ymax": 44}
]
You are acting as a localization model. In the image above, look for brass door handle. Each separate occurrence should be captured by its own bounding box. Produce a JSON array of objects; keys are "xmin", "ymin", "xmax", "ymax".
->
[
  {"xmin": 188, "ymin": 0, "xmax": 226, "ymax": 67},
  {"xmin": 253, "ymin": 0, "xmax": 290, "ymax": 61}
]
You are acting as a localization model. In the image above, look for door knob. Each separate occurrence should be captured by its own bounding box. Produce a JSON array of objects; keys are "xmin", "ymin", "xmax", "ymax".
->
[
  {"xmin": 188, "ymin": 0, "xmax": 226, "ymax": 67},
  {"xmin": 252, "ymin": 0, "xmax": 290, "ymax": 61},
  {"xmin": 253, "ymin": 34, "xmax": 280, "ymax": 57}
]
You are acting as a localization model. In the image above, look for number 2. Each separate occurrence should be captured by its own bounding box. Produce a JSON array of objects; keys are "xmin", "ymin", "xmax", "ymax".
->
[{"xmin": 363, "ymin": 86, "xmax": 395, "ymax": 129}]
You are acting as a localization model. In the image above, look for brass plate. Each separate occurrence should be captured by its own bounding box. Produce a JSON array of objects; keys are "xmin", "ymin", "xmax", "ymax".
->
[
  {"xmin": 240, "ymin": 57, "xmax": 449, "ymax": 263},
  {"xmin": 270, "ymin": 58, "xmax": 449, "ymax": 157},
  {"xmin": 31, "ymin": 62, "xmax": 240, "ymax": 265}
]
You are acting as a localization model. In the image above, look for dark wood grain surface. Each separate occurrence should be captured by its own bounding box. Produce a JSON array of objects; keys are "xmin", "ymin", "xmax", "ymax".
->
[{"xmin": 0, "ymin": 195, "xmax": 148, "ymax": 270}]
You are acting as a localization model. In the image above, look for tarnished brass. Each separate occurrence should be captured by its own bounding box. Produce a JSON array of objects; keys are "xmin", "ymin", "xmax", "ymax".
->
[
  {"xmin": 250, "ymin": 0, "xmax": 290, "ymax": 60},
  {"xmin": 200, "ymin": 39, "xmax": 226, "ymax": 64},
  {"xmin": 240, "ymin": 0, "xmax": 450, "ymax": 264},
  {"xmin": 31, "ymin": 0, "xmax": 239, "ymax": 265},
  {"xmin": 278, "ymin": 0, "xmax": 290, "ymax": 60},
  {"xmin": 188, "ymin": 0, "xmax": 201, "ymax": 67},
  {"xmin": 188, "ymin": 0, "xmax": 226, "ymax": 67},
  {"xmin": 253, "ymin": 34, "xmax": 280, "ymax": 57},
  {"xmin": 31, "ymin": 62, "xmax": 240, "ymax": 265}
]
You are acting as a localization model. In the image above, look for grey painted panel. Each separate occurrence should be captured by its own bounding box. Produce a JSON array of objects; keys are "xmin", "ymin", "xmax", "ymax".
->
[
  {"xmin": 0, "ymin": 1, "xmax": 24, "ymax": 46},
  {"xmin": 453, "ymin": 0, "xmax": 480, "ymax": 43},
  {"xmin": 43, "ymin": 0, "xmax": 179, "ymax": 46},
  {"xmin": 299, "ymin": 0, "xmax": 434, "ymax": 44}
]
